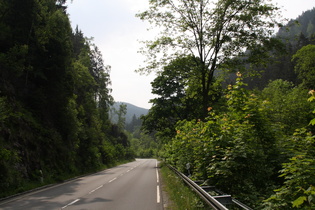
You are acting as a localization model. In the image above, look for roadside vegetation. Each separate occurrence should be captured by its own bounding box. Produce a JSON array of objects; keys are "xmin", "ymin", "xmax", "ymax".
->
[
  {"xmin": 137, "ymin": 1, "xmax": 315, "ymax": 208},
  {"xmin": 160, "ymin": 162, "xmax": 207, "ymax": 210}
]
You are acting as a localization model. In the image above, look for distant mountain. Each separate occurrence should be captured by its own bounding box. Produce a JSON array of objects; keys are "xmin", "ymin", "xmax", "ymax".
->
[
  {"xmin": 109, "ymin": 102, "xmax": 149, "ymax": 124},
  {"xmin": 245, "ymin": 7, "xmax": 315, "ymax": 89},
  {"xmin": 277, "ymin": 7, "xmax": 315, "ymax": 41}
]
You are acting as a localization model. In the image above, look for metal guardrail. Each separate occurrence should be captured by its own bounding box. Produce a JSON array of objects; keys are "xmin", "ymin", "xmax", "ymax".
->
[{"xmin": 167, "ymin": 164, "xmax": 252, "ymax": 210}]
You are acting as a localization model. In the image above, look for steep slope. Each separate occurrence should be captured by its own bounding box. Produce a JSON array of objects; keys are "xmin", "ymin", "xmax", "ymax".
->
[{"xmin": 245, "ymin": 7, "xmax": 315, "ymax": 89}]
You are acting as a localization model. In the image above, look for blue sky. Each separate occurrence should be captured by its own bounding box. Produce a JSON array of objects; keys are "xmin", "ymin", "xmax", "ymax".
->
[{"xmin": 67, "ymin": 0, "xmax": 315, "ymax": 109}]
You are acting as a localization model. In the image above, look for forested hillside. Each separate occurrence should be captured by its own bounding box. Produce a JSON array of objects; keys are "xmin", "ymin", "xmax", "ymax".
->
[
  {"xmin": 0, "ymin": 0, "xmax": 133, "ymax": 197},
  {"xmin": 246, "ymin": 7, "xmax": 315, "ymax": 89},
  {"xmin": 138, "ymin": 1, "xmax": 315, "ymax": 208},
  {"xmin": 109, "ymin": 102, "xmax": 148, "ymax": 124}
]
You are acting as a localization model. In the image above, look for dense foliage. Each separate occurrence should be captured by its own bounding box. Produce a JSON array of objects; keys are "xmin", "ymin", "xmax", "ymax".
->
[
  {"xmin": 138, "ymin": 1, "xmax": 315, "ymax": 208},
  {"xmin": 142, "ymin": 56, "xmax": 222, "ymax": 141},
  {"xmin": 163, "ymin": 75, "xmax": 314, "ymax": 207},
  {"xmin": 0, "ymin": 0, "xmax": 133, "ymax": 197}
]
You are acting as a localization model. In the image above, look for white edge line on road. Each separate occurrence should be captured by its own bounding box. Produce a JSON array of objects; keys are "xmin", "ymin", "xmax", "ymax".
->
[
  {"xmin": 156, "ymin": 160, "xmax": 160, "ymax": 203},
  {"xmin": 61, "ymin": 199, "xmax": 80, "ymax": 209},
  {"xmin": 156, "ymin": 160, "xmax": 159, "ymax": 183},
  {"xmin": 157, "ymin": 185, "xmax": 160, "ymax": 203},
  {"xmin": 156, "ymin": 168, "xmax": 159, "ymax": 184}
]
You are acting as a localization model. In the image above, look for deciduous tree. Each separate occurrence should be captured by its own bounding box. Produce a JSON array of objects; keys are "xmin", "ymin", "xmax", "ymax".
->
[{"xmin": 137, "ymin": 0, "xmax": 282, "ymax": 117}]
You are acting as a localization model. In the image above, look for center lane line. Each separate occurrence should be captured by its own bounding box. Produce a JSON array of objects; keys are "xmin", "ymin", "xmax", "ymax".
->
[
  {"xmin": 61, "ymin": 199, "xmax": 80, "ymax": 209},
  {"xmin": 65, "ymin": 160, "xmax": 158, "ymax": 209},
  {"xmin": 89, "ymin": 185, "xmax": 103, "ymax": 194},
  {"xmin": 109, "ymin": 177, "xmax": 117, "ymax": 183}
]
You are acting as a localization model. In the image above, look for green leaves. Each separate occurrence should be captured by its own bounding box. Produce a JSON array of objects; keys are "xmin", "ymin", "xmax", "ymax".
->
[
  {"xmin": 163, "ymin": 74, "xmax": 279, "ymax": 205},
  {"xmin": 141, "ymin": 56, "xmax": 205, "ymax": 140},
  {"xmin": 261, "ymin": 79, "xmax": 312, "ymax": 135},
  {"xmin": 161, "ymin": 68, "xmax": 315, "ymax": 208},
  {"xmin": 137, "ymin": 0, "xmax": 282, "ymax": 119},
  {"xmin": 292, "ymin": 196, "xmax": 307, "ymax": 208},
  {"xmin": 266, "ymin": 154, "xmax": 315, "ymax": 208},
  {"xmin": 292, "ymin": 44, "xmax": 315, "ymax": 89},
  {"xmin": 0, "ymin": 0, "xmax": 132, "ymax": 197},
  {"xmin": 264, "ymin": 86, "xmax": 315, "ymax": 209},
  {"xmin": 309, "ymin": 90, "xmax": 315, "ymax": 125}
]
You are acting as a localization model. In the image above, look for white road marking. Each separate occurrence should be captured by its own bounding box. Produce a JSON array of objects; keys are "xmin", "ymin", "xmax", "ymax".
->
[
  {"xmin": 89, "ymin": 185, "xmax": 103, "ymax": 194},
  {"xmin": 61, "ymin": 199, "xmax": 80, "ymax": 209},
  {"xmin": 156, "ymin": 160, "xmax": 160, "ymax": 203},
  {"xmin": 109, "ymin": 177, "xmax": 117, "ymax": 183},
  {"xmin": 157, "ymin": 186, "xmax": 160, "ymax": 203},
  {"xmin": 156, "ymin": 168, "xmax": 159, "ymax": 184}
]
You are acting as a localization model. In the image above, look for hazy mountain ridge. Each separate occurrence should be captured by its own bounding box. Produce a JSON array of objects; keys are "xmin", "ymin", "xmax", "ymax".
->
[
  {"xmin": 244, "ymin": 7, "xmax": 315, "ymax": 89},
  {"xmin": 110, "ymin": 102, "xmax": 149, "ymax": 124}
]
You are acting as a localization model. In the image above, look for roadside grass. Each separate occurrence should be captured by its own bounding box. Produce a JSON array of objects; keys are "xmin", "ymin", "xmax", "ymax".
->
[{"xmin": 160, "ymin": 162, "xmax": 209, "ymax": 210}]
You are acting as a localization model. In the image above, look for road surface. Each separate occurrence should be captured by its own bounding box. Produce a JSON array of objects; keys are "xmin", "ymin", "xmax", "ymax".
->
[{"xmin": 0, "ymin": 159, "xmax": 163, "ymax": 210}]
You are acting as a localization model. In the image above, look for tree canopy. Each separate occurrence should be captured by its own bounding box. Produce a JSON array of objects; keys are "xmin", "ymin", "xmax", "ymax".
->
[
  {"xmin": 137, "ymin": 0, "xmax": 283, "ymax": 117},
  {"xmin": 292, "ymin": 44, "xmax": 315, "ymax": 89}
]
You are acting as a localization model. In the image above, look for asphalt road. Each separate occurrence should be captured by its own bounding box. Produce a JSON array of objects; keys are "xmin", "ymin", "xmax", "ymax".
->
[{"xmin": 0, "ymin": 159, "xmax": 163, "ymax": 210}]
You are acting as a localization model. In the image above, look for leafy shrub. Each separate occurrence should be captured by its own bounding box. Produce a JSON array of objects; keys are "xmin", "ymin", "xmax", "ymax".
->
[{"xmin": 164, "ymin": 74, "xmax": 281, "ymax": 206}]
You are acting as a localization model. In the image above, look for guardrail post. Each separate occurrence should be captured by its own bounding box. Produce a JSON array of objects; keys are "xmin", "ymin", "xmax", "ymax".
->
[{"xmin": 213, "ymin": 195, "xmax": 233, "ymax": 206}]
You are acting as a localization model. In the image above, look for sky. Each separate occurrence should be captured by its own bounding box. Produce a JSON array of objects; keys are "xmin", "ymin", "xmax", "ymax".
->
[{"xmin": 66, "ymin": 0, "xmax": 315, "ymax": 109}]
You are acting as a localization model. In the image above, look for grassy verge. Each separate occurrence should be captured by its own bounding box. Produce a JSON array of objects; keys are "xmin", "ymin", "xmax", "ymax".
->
[{"xmin": 160, "ymin": 162, "xmax": 209, "ymax": 210}]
